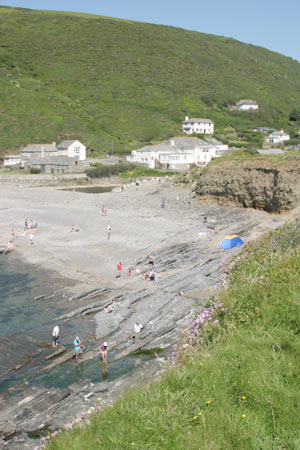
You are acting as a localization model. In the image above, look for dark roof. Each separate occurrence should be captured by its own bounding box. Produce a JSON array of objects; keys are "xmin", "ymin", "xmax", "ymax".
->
[
  {"xmin": 20, "ymin": 144, "xmax": 57, "ymax": 153},
  {"xmin": 26, "ymin": 157, "xmax": 77, "ymax": 166},
  {"xmin": 236, "ymin": 99, "xmax": 257, "ymax": 106},
  {"xmin": 183, "ymin": 118, "xmax": 213, "ymax": 124},
  {"xmin": 57, "ymin": 140, "xmax": 76, "ymax": 149},
  {"xmin": 135, "ymin": 137, "xmax": 213, "ymax": 153}
]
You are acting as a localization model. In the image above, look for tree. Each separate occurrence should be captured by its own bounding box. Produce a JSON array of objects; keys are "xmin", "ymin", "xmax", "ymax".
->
[{"xmin": 289, "ymin": 107, "xmax": 300, "ymax": 122}]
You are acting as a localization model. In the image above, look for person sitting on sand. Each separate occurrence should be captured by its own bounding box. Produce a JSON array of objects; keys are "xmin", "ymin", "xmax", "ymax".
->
[
  {"xmin": 7, "ymin": 240, "xmax": 15, "ymax": 250},
  {"xmin": 144, "ymin": 271, "xmax": 150, "ymax": 282},
  {"xmin": 100, "ymin": 342, "xmax": 108, "ymax": 364},
  {"xmin": 104, "ymin": 305, "xmax": 114, "ymax": 314},
  {"xmin": 73, "ymin": 336, "xmax": 83, "ymax": 362}
]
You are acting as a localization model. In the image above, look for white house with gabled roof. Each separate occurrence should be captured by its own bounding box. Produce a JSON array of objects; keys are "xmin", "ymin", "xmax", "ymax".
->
[
  {"xmin": 182, "ymin": 116, "xmax": 214, "ymax": 135},
  {"xmin": 56, "ymin": 140, "xmax": 86, "ymax": 160},
  {"xmin": 264, "ymin": 130, "xmax": 290, "ymax": 144},
  {"xmin": 235, "ymin": 100, "xmax": 258, "ymax": 111}
]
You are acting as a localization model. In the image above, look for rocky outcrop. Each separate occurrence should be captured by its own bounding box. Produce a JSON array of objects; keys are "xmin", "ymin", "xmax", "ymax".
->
[{"xmin": 195, "ymin": 160, "xmax": 300, "ymax": 212}]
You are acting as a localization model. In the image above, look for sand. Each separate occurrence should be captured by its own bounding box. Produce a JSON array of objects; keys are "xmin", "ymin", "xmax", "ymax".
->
[{"xmin": 1, "ymin": 178, "xmax": 299, "ymax": 297}]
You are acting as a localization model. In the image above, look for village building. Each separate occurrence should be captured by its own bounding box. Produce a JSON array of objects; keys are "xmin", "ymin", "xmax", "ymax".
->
[
  {"xmin": 182, "ymin": 116, "xmax": 214, "ymax": 135},
  {"xmin": 256, "ymin": 149, "xmax": 285, "ymax": 155},
  {"xmin": 3, "ymin": 155, "xmax": 21, "ymax": 167},
  {"xmin": 56, "ymin": 140, "xmax": 86, "ymax": 160},
  {"xmin": 23, "ymin": 157, "xmax": 84, "ymax": 174},
  {"xmin": 126, "ymin": 137, "xmax": 228, "ymax": 170},
  {"xmin": 20, "ymin": 143, "xmax": 58, "ymax": 160},
  {"xmin": 205, "ymin": 137, "xmax": 229, "ymax": 156},
  {"xmin": 235, "ymin": 100, "xmax": 258, "ymax": 111},
  {"xmin": 264, "ymin": 130, "xmax": 290, "ymax": 144},
  {"xmin": 252, "ymin": 127, "xmax": 274, "ymax": 132}
]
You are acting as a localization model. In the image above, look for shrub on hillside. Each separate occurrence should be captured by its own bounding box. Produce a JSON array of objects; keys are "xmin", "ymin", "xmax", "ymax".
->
[
  {"xmin": 85, "ymin": 163, "xmax": 138, "ymax": 178},
  {"xmin": 30, "ymin": 167, "xmax": 41, "ymax": 174}
]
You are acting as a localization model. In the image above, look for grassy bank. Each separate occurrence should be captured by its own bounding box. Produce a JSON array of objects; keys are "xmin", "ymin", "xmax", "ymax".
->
[{"xmin": 45, "ymin": 223, "xmax": 300, "ymax": 449}]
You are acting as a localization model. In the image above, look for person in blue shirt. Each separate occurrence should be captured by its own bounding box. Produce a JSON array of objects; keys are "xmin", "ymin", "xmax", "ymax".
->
[{"xmin": 73, "ymin": 336, "xmax": 83, "ymax": 362}]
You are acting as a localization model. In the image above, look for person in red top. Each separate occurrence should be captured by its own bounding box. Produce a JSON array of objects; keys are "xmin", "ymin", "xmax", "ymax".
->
[{"xmin": 116, "ymin": 262, "xmax": 122, "ymax": 279}]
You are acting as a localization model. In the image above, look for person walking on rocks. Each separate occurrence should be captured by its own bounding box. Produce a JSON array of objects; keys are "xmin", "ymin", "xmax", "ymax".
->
[
  {"xmin": 74, "ymin": 336, "xmax": 83, "ymax": 362},
  {"xmin": 107, "ymin": 224, "xmax": 111, "ymax": 240},
  {"xmin": 52, "ymin": 324, "xmax": 60, "ymax": 348},
  {"xmin": 133, "ymin": 322, "xmax": 143, "ymax": 342},
  {"xmin": 100, "ymin": 341, "xmax": 108, "ymax": 365}
]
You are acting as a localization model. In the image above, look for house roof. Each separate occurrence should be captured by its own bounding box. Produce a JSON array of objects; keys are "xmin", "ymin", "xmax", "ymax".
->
[
  {"xmin": 26, "ymin": 157, "xmax": 77, "ymax": 166},
  {"xmin": 135, "ymin": 137, "xmax": 214, "ymax": 153},
  {"xmin": 236, "ymin": 99, "xmax": 257, "ymax": 106},
  {"xmin": 57, "ymin": 140, "xmax": 77, "ymax": 149},
  {"xmin": 268, "ymin": 130, "xmax": 289, "ymax": 137},
  {"xmin": 20, "ymin": 144, "xmax": 57, "ymax": 153},
  {"xmin": 4, "ymin": 155, "xmax": 20, "ymax": 159},
  {"xmin": 183, "ymin": 118, "xmax": 214, "ymax": 124},
  {"xmin": 256, "ymin": 149, "xmax": 285, "ymax": 155}
]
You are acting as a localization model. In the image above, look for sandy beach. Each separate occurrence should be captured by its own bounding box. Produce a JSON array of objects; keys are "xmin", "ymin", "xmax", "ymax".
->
[{"xmin": 0, "ymin": 178, "xmax": 284, "ymax": 289}]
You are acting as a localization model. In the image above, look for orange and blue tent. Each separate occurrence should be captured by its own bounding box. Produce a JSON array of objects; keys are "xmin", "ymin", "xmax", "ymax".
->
[{"xmin": 219, "ymin": 235, "xmax": 244, "ymax": 250}]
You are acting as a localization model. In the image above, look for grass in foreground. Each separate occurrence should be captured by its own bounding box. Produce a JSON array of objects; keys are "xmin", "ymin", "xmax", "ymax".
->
[{"xmin": 46, "ymin": 224, "xmax": 300, "ymax": 449}]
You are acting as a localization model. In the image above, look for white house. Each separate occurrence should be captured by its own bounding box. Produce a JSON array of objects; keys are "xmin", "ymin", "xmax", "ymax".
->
[
  {"xmin": 56, "ymin": 140, "xmax": 86, "ymax": 161},
  {"xmin": 264, "ymin": 130, "xmax": 290, "ymax": 144},
  {"xmin": 182, "ymin": 116, "xmax": 214, "ymax": 135},
  {"xmin": 235, "ymin": 100, "xmax": 258, "ymax": 111},
  {"xmin": 127, "ymin": 137, "xmax": 228, "ymax": 170},
  {"xmin": 3, "ymin": 155, "xmax": 21, "ymax": 167}
]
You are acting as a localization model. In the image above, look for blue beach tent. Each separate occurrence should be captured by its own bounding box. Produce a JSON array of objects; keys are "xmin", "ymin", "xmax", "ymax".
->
[{"xmin": 219, "ymin": 235, "xmax": 244, "ymax": 250}]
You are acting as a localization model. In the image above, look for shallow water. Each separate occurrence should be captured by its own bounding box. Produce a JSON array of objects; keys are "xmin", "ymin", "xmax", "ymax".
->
[
  {"xmin": 60, "ymin": 185, "xmax": 117, "ymax": 194},
  {"xmin": 0, "ymin": 256, "xmax": 150, "ymax": 395}
]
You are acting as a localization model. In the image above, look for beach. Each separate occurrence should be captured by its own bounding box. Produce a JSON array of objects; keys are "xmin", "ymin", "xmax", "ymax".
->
[{"xmin": 1, "ymin": 177, "xmax": 298, "ymax": 448}]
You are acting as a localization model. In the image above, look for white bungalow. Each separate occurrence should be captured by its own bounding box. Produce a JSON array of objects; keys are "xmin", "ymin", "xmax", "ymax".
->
[
  {"xmin": 3, "ymin": 155, "xmax": 21, "ymax": 167},
  {"xmin": 127, "ymin": 137, "xmax": 228, "ymax": 170},
  {"xmin": 182, "ymin": 116, "xmax": 214, "ymax": 135},
  {"xmin": 235, "ymin": 100, "xmax": 258, "ymax": 111},
  {"xmin": 56, "ymin": 140, "xmax": 86, "ymax": 161},
  {"xmin": 264, "ymin": 130, "xmax": 290, "ymax": 144}
]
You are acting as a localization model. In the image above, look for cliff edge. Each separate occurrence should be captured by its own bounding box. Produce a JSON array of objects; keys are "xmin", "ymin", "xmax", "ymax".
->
[{"xmin": 195, "ymin": 160, "xmax": 300, "ymax": 212}]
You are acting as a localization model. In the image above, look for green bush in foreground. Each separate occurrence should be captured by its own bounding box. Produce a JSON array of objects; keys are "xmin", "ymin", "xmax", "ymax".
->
[{"xmin": 46, "ymin": 224, "xmax": 300, "ymax": 449}]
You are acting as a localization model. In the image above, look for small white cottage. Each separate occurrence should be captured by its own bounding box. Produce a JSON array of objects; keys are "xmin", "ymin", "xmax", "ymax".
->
[
  {"xmin": 182, "ymin": 116, "xmax": 214, "ymax": 135},
  {"xmin": 235, "ymin": 100, "xmax": 258, "ymax": 111},
  {"xmin": 56, "ymin": 140, "xmax": 86, "ymax": 161}
]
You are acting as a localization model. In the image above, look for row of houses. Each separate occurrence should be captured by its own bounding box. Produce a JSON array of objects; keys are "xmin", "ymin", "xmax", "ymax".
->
[
  {"xmin": 4, "ymin": 140, "xmax": 86, "ymax": 174},
  {"xmin": 126, "ymin": 137, "xmax": 229, "ymax": 170}
]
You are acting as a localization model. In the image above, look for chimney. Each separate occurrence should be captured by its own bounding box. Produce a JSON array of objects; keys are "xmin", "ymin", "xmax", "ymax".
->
[
  {"xmin": 185, "ymin": 116, "xmax": 189, "ymax": 121},
  {"xmin": 52, "ymin": 142, "xmax": 56, "ymax": 147},
  {"xmin": 171, "ymin": 139, "xmax": 175, "ymax": 147}
]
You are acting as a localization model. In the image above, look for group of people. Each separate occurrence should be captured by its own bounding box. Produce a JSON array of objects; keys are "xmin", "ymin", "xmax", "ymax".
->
[
  {"xmin": 52, "ymin": 325, "xmax": 108, "ymax": 365},
  {"xmin": 144, "ymin": 270, "xmax": 157, "ymax": 282}
]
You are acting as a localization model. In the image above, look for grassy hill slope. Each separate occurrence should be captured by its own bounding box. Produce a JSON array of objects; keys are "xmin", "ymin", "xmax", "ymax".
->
[
  {"xmin": 1, "ymin": 6, "xmax": 300, "ymax": 155},
  {"xmin": 44, "ymin": 223, "xmax": 300, "ymax": 450}
]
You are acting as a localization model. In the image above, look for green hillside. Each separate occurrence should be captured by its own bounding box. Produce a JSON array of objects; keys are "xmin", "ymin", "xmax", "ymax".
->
[{"xmin": 1, "ymin": 6, "xmax": 300, "ymax": 155}]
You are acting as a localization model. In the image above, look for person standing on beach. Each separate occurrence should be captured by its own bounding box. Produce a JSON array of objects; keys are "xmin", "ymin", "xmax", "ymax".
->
[
  {"xmin": 107, "ymin": 225, "xmax": 111, "ymax": 240},
  {"xmin": 52, "ymin": 325, "xmax": 60, "ymax": 348},
  {"xmin": 29, "ymin": 233, "xmax": 34, "ymax": 245},
  {"xmin": 116, "ymin": 262, "xmax": 122, "ymax": 278},
  {"xmin": 100, "ymin": 342, "xmax": 108, "ymax": 364}
]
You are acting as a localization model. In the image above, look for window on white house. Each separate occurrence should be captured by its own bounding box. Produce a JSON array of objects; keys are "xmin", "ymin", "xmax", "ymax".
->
[{"xmin": 74, "ymin": 147, "xmax": 80, "ymax": 153}]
